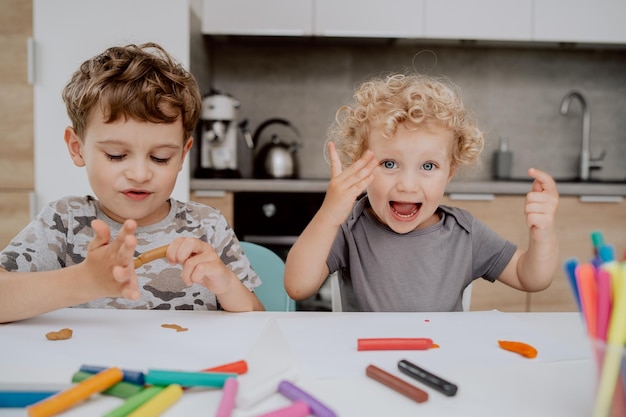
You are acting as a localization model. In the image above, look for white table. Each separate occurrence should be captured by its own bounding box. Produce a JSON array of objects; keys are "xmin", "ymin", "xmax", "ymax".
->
[{"xmin": 0, "ymin": 309, "xmax": 596, "ymax": 417}]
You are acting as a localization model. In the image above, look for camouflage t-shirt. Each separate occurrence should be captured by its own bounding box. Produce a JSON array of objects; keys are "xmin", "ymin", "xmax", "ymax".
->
[{"xmin": 0, "ymin": 195, "xmax": 261, "ymax": 310}]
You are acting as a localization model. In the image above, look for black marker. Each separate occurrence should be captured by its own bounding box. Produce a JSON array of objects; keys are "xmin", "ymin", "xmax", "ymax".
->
[{"xmin": 398, "ymin": 359, "xmax": 458, "ymax": 397}]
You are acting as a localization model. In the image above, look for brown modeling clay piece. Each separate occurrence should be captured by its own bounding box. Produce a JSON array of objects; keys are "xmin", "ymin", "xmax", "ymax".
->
[
  {"xmin": 45, "ymin": 328, "xmax": 73, "ymax": 340},
  {"xmin": 161, "ymin": 323, "xmax": 188, "ymax": 332},
  {"xmin": 134, "ymin": 245, "xmax": 169, "ymax": 269}
]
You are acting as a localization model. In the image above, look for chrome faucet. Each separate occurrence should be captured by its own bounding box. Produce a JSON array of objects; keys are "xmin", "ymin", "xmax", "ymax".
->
[{"xmin": 560, "ymin": 90, "xmax": 605, "ymax": 181}]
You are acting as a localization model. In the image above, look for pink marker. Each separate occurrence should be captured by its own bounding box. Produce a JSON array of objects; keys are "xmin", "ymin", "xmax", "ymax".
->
[
  {"xmin": 214, "ymin": 378, "xmax": 238, "ymax": 417},
  {"xmin": 596, "ymin": 269, "xmax": 612, "ymax": 341},
  {"xmin": 255, "ymin": 401, "xmax": 310, "ymax": 417}
]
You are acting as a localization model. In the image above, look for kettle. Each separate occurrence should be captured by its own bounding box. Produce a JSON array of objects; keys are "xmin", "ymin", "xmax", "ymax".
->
[{"xmin": 251, "ymin": 118, "xmax": 301, "ymax": 179}]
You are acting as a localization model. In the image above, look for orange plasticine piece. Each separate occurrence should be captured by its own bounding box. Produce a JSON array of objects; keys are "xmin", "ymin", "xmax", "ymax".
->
[{"xmin": 498, "ymin": 340, "xmax": 538, "ymax": 358}]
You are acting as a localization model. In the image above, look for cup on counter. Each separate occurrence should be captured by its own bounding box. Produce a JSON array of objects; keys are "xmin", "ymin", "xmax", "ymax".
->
[{"xmin": 591, "ymin": 338, "xmax": 626, "ymax": 417}]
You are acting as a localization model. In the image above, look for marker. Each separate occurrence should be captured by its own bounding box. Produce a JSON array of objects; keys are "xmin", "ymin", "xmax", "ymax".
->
[
  {"xmin": 27, "ymin": 367, "xmax": 123, "ymax": 417},
  {"xmin": 103, "ymin": 386, "xmax": 163, "ymax": 417},
  {"xmin": 0, "ymin": 385, "xmax": 65, "ymax": 408},
  {"xmin": 201, "ymin": 359, "xmax": 248, "ymax": 375},
  {"xmin": 145, "ymin": 369, "xmax": 236, "ymax": 388},
  {"xmin": 80, "ymin": 365, "xmax": 145, "ymax": 386},
  {"xmin": 72, "ymin": 371, "xmax": 143, "ymax": 399},
  {"xmin": 255, "ymin": 400, "xmax": 310, "ymax": 417},
  {"xmin": 576, "ymin": 264, "xmax": 598, "ymax": 337},
  {"xmin": 397, "ymin": 359, "xmax": 458, "ymax": 396},
  {"xmin": 278, "ymin": 380, "xmax": 337, "ymax": 417},
  {"xmin": 365, "ymin": 364, "xmax": 428, "ymax": 403},
  {"xmin": 127, "ymin": 384, "xmax": 182, "ymax": 417},
  {"xmin": 595, "ymin": 269, "xmax": 612, "ymax": 341},
  {"xmin": 563, "ymin": 258, "xmax": 581, "ymax": 311},
  {"xmin": 214, "ymin": 378, "xmax": 238, "ymax": 417},
  {"xmin": 357, "ymin": 338, "xmax": 433, "ymax": 351}
]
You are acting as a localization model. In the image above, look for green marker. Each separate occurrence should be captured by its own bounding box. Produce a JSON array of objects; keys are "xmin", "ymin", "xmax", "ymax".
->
[
  {"xmin": 103, "ymin": 386, "xmax": 163, "ymax": 417},
  {"xmin": 145, "ymin": 369, "xmax": 236, "ymax": 388}
]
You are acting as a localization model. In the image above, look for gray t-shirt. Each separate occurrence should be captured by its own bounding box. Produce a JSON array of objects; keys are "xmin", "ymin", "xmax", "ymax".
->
[
  {"xmin": 0, "ymin": 195, "xmax": 260, "ymax": 310},
  {"xmin": 327, "ymin": 196, "xmax": 517, "ymax": 312}
]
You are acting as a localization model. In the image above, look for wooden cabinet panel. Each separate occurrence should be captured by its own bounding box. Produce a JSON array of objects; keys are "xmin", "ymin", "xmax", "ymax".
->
[
  {"xmin": 0, "ymin": 192, "xmax": 31, "ymax": 250},
  {"xmin": 190, "ymin": 191, "xmax": 234, "ymax": 228},
  {"xmin": 0, "ymin": 0, "xmax": 33, "ymax": 190},
  {"xmin": 529, "ymin": 196, "xmax": 626, "ymax": 312}
]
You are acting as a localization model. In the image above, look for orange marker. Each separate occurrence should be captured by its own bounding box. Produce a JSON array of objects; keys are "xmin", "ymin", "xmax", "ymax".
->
[
  {"xmin": 201, "ymin": 359, "xmax": 248, "ymax": 375},
  {"xmin": 27, "ymin": 367, "xmax": 123, "ymax": 417},
  {"xmin": 576, "ymin": 264, "xmax": 598, "ymax": 337}
]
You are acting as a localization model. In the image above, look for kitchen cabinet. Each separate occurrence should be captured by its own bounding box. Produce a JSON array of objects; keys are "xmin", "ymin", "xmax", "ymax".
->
[
  {"xmin": 0, "ymin": 0, "xmax": 33, "ymax": 249},
  {"xmin": 425, "ymin": 0, "xmax": 532, "ymax": 41},
  {"xmin": 315, "ymin": 0, "xmax": 425, "ymax": 38},
  {"xmin": 201, "ymin": 0, "xmax": 626, "ymax": 46},
  {"xmin": 32, "ymin": 0, "xmax": 192, "ymax": 213},
  {"xmin": 529, "ymin": 196, "xmax": 626, "ymax": 311},
  {"xmin": 534, "ymin": 0, "xmax": 626, "ymax": 44},
  {"xmin": 190, "ymin": 191, "xmax": 234, "ymax": 227},
  {"xmin": 202, "ymin": 0, "xmax": 313, "ymax": 36},
  {"xmin": 444, "ymin": 194, "xmax": 625, "ymax": 312}
]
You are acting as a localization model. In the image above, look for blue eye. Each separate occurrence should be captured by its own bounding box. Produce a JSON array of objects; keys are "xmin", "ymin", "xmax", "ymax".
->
[
  {"xmin": 423, "ymin": 162, "xmax": 435, "ymax": 171},
  {"xmin": 381, "ymin": 160, "xmax": 397, "ymax": 169}
]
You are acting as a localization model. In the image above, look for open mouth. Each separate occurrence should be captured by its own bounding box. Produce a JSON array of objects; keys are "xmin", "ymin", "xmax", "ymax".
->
[{"xmin": 390, "ymin": 201, "xmax": 421, "ymax": 218}]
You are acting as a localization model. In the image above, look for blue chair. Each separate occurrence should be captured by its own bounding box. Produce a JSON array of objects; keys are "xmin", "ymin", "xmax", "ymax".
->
[{"xmin": 240, "ymin": 241, "xmax": 296, "ymax": 312}]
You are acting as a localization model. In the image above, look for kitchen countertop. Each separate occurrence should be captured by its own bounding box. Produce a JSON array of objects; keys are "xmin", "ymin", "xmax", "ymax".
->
[{"xmin": 191, "ymin": 178, "xmax": 626, "ymax": 197}]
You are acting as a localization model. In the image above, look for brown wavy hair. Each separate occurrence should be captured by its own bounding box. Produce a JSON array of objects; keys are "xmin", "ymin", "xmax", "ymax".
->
[
  {"xmin": 328, "ymin": 72, "xmax": 484, "ymax": 169},
  {"xmin": 62, "ymin": 42, "xmax": 201, "ymax": 143}
]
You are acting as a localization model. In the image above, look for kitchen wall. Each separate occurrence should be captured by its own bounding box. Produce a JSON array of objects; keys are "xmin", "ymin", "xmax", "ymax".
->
[{"xmin": 198, "ymin": 37, "xmax": 626, "ymax": 183}]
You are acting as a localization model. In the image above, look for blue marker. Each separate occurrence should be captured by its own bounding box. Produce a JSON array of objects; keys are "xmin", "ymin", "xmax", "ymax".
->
[
  {"xmin": 80, "ymin": 364, "xmax": 145, "ymax": 386},
  {"xmin": 0, "ymin": 384, "xmax": 66, "ymax": 407},
  {"xmin": 563, "ymin": 258, "xmax": 581, "ymax": 311}
]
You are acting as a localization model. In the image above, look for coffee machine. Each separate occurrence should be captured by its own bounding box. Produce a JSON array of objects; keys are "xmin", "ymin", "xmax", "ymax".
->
[{"xmin": 195, "ymin": 91, "xmax": 248, "ymax": 178}]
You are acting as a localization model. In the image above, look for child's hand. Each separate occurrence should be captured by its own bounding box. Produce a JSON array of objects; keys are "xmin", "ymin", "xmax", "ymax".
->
[
  {"xmin": 87, "ymin": 219, "xmax": 140, "ymax": 300},
  {"xmin": 322, "ymin": 141, "xmax": 378, "ymax": 226},
  {"xmin": 166, "ymin": 238, "xmax": 235, "ymax": 294},
  {"xmin": 524, "ymin": 168, "xmax": 559, "ymax": 241}
]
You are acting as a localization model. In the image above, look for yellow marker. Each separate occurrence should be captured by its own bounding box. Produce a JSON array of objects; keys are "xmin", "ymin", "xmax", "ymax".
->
[
  {"xmin": 127, "ymin": 384, "xmax": 183, "ymax": 417},
  {"xmin": 27, "ymin": 367, "xmax": 123, "ymax": 417},
  {"xmin": 593, "ymin": 264, "xmax": 626, "ymax": 417}
]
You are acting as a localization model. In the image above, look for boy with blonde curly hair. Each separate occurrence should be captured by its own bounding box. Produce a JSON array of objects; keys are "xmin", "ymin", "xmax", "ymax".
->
[
  {"xmin": 0, "ymin": 43, "xmax": 264, "ymax": 323},
  {"xmin": 285, "ymin": 72, "xmax": 559, "ymax": 312}
]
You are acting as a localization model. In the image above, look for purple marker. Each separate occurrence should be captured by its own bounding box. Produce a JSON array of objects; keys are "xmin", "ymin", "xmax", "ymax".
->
[{"xmin": 277, "ymin": 381, "xmax": 337, "ymax": 417}]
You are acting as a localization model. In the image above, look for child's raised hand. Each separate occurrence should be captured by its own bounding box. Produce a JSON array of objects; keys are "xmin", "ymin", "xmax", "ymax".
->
[
  {"xmin": 87, "ymin": 219, "xmax": 140, "ymax": 300},
  {"xmin": 524, "ymin": 168, "xmax": 559, "ymax": 240},
  {"xmin": 322, "ymin": 141, "xmax": 378, "ymax": 226},
  {"xmin": 166, "ymin": 237, "xmax": 235, "ymax": 294}
]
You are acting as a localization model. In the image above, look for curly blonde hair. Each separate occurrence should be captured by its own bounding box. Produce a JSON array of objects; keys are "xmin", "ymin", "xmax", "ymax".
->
[
  {"xmin": 62, "ymin": 42, "xmax": 201, "ymax": 143},
  {"xmin": 328, "ymin": 72, "xmax": 484, "ymax": 169}
]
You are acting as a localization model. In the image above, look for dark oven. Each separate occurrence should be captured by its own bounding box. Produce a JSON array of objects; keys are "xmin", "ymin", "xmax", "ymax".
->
[{"xmin": 233, "ymin": 191, "xmax": 331, "ymax": 311}]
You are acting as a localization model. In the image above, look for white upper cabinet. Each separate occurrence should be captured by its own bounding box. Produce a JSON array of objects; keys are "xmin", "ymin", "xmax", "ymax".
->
[
  {"xmin": 202, "ymin": 0, "xmax": 313, "ymax": 36},
  {"xmin": 534, "ymin": 0, "xmax": 626, "ymax": 44},
  {"xmin": 315, "ymin": 0, "xmax": 425, "ymax": 38},
  {"xmin": 425, "ymin": 0, "xmax": 532, "ymax": 41}
]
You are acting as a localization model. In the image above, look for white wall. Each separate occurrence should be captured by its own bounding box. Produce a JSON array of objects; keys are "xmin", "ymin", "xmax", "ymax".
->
[{"xmin": 33, "ymin": 0, "xmax": 191, "ymax": 212}]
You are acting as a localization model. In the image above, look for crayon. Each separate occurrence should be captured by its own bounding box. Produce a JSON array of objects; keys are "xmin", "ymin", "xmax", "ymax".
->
[
  {"xmin": 80, "ymin": 364, "xmax": 145, "ymax": 385},
  {"xmin": 201, "ymin": 359, "xmax": 248, "ymax": 375},
  {"xmin": 72, "ymin": 371, "xmax": 143, "ymax": 399},
  {"xmin": 397, "ymin": 359, "xmax": 458, "ymax": 396},
  {"xmin": 256, "ymin": 400, "xmax": 311, "ymax": 417},
  {"xmin": 0, "ymin": 386, "xmax": 64, "ymax": 408},
  {"xmin": 278, "ymin": 380, "xmax": 337, "ymax": 417},
  {"xmin": 366, "ymin": 364, "xmax": 428, "ymax": 403},
  {"xmin": 214, "ymin": 377, "xmax": 238, "ymax": 417},
  {"xmin": 357, "ymin": 338, "xmax": 433, "ymax": 351},
  {"xmin": 103, "ymin": 386, "xmax": 163, "ymax": 417},
  {"xmin": 145, "ymin": 369, "xmax": 236, "ymax": 388},
  {"xmin": 127, "ymin": 384, "xmax": 182, "ymax": 417},
  {"xmin": 27, "ymin": 367, "xmax": 123, "ymax": 417}
]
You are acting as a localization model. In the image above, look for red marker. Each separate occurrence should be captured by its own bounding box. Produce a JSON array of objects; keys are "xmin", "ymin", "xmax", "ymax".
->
[{"xmin": 357, "ymin": 338, "xmax": 433, "ymax": 351}]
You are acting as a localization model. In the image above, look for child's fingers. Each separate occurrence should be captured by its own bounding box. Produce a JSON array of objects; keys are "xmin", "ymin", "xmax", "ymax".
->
[
  {"xmin": 528, "ymin": 168, "xmax": 558, "ymax": 194},
  {"xmin": 328, "ymin": 141, "xmax": 343, "ymax": 178},
  {"xmin": 88, "ymin": 219, "xmax": 111, "ymax": 251}
]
